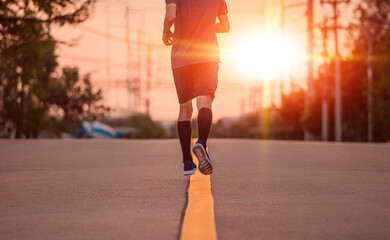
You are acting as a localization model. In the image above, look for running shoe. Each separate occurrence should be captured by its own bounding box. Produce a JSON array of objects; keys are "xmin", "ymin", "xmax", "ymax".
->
[
  {"xmin": 192, "ymin": 141, "xmax": 213, "ymax": 175},
  {"xmin": 183, "ymin": 161, "xmax": 197, "ymax": 176}
]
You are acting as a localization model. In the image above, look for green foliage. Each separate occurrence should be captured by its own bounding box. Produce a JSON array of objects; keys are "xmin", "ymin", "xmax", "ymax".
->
[
  {"xmin": 0, "ymin": 0, "xmax": 96, "ymax": 29},
  {"xmin": 47, "ymin": 67, "xmax": 110, "ymax": 137},
  {"xmin": 210, "ymin": 112, "xmax": 262, "ymax": 139},
  {"xmin": 280, "ymin": 88, "xmax": 306, "ymax": 140},
  {"xmin": 372, "ymin": 29, "xmax": 390, "ymax": 141},
  {"xmin": 0, "ymin": 0, "xmax": 107, "ymax": 138},
  {"xmin": 300, "ymin": 0, "xmax": 390, "ymax": 142},
  {"xmin": 106, "ymin": 114, "xmax": 167, "ymax": 139},
  {"xmin": 128, "ymin": 114, "xmax": 167, "ymax": 139}
]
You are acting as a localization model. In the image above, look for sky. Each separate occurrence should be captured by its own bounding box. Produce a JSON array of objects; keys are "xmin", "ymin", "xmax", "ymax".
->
[{"xmin": 52, "ymin": 0, "xmax": 359, "ymax": 122}]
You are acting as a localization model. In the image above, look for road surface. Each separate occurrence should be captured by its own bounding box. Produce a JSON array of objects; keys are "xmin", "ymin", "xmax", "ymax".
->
[{"xmin": 1, "ymin": 139, "xmax": 389, "ymax": 239}]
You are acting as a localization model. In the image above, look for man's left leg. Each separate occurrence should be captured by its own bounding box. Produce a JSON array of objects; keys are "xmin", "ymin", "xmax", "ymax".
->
[
  {"xmin": 193, "ymin": 95, "xmax": 214, "ymax": 175},
  {"xmin": 178, "ymin": 100, "xmax": 198, "ymax": 176}
]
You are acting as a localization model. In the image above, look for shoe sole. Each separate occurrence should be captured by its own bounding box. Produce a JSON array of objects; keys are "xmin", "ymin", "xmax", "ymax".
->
[
  {"xmin": 184, "ymin": 166, "xmax": 198, "ymax": 176},
  {"xmin": 192, "ymin": 143, "xmax": 213, "ymax": 175}
]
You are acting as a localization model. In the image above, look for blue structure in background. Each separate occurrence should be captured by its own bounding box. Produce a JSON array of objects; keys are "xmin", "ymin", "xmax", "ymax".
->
[{"xmin": 74, "ymin": 121, "xmax": 122, "ymax": 139}]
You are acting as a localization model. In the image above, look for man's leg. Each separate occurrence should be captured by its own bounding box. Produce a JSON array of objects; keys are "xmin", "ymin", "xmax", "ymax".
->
[
  {"xmin": 192, "ymin": 95, "xmax": 214, "ymax": 175},
  {"xmin": 190, "ymin": 63, "xmax": 218, "ymax": 175},
  {"xmin": 177, "ymin": 100, "xmax": 193, "ymax": 163},
  {"xmin": 196, "ymin": 95, "xmax": 213, "ymax": 146}
]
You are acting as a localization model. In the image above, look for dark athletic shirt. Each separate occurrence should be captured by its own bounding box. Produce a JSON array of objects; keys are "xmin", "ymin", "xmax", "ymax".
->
[{"xmin": 165, "ymin": 0, "xmax": 228, "ymax": 69}]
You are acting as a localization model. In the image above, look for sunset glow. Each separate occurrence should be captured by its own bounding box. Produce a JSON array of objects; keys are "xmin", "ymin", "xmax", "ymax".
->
[{"xmin": 232, "ymin": 32, "xmax": 303, "ymax": 80}]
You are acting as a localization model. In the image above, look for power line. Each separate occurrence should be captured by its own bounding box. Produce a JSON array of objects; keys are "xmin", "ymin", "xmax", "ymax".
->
[
  {"xmin": 61, "ymin": 54, "xmax": 127, "ymax": 68},
  {"xmin": 319, "ymin": 17, "xmax": 330, "ymax": 141},
  {"xmin": 76, "ymin": 25, "xmax": 166, "ymax": 49},
  {"xmin": 117, "ymin": 6, "xmax": 264, "ymax": 15}
]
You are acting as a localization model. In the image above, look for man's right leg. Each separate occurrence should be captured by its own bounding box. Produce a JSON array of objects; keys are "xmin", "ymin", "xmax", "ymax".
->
[
  {"xmin": 189, "ymin": 62, "xmax": 219, "ymax": 176},
  {"xmin": 196, "ymin": 95, "xmax": 213, "ymax": 147},
  {"xmin": 177, "ymin": 100, "xmax": 197, "ymax": 175},
  {"xmin": 192, "ymin": 95, "xmax": 214, "ymax": 175}
]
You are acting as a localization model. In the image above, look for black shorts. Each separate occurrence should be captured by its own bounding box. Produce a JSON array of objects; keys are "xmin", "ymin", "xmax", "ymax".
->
[{"xmin": 172, "ymin": 62, "xmax": 219, "ymax": 104}]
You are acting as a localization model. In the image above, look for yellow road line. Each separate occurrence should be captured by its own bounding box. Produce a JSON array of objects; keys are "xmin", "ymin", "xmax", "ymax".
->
[{"xmin": 180, "ymin": 143, "xmax": 217, "ymax": 240}]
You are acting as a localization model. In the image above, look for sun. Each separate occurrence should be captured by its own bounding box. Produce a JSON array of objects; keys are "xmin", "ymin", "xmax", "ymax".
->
[{"xmin": 232, "ymin": 32, "xmax": 303, "ymax": 80}]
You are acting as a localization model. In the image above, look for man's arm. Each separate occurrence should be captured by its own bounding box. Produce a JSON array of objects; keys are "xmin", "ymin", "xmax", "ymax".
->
[
  {"xmin": 162, "ymin": 3, "xmax": 176, "ymax": 46},
  {"xmin": 215, "ymin": 14, "xmax": 230, "ymax": 33}
]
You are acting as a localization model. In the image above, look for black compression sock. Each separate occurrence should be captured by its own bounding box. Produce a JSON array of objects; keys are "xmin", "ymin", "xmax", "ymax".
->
[
  {"xmin": 197, "ymin": 108, "xmax": 213, "ymax": 147},
  {"xmin": 177, "ymin": 121, "xmax": 193, "ymax": 163}
]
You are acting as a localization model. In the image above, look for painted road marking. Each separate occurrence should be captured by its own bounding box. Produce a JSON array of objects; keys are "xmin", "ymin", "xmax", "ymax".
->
[{"xmin": 180, "ymin": 144, "xmax": 217, "ymax": 240}]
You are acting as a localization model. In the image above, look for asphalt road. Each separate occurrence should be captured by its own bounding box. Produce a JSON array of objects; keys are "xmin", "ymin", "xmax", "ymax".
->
[{"xmin": 1, "ymin": 139, "xmax": 389, "ymax": 239}]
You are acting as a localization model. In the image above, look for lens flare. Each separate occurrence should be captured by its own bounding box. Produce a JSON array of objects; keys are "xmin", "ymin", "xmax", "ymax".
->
[{"xmin": 233, "ymin": 32, "xmax": 303, "ymax": 80}]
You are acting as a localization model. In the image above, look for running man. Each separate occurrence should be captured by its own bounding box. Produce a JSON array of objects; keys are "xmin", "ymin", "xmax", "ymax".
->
[{"xmin": 163, "ymin": 0, "xmax": 230, "ymax": 175}]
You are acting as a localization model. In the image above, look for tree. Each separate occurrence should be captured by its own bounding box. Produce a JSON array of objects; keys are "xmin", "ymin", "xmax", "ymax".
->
[
  {"xmin": 346, "ymin": 0, "xmax": 390, "ymax": 141},
  {"xmin": 301, "ymin": 0, "xmax": 390, "ymax": 142},
  {"xmin": 105, "ymin": 114, "xmax": 167, "ymax": 139},
  {"xmin": 46, "ymin": 67, "xmax": 110, "ymax": 137},
  {"xmin": 0, "ymin": 0, "xmax": 109, "ymax": 138},
  {"xmin": 279, "ymin": 88, "xmax": 306, "ymax": 140}
]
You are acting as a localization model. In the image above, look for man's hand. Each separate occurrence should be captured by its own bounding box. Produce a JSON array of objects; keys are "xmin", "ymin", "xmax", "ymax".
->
[
  {"xmin": 215, "ymin": 14, "xmax": 230, "ymax": 33},
  {"xmin": 162, "ymin": 3, "xmax": 176, "ymax": 46},
  {"xmin": 162, "ymin": 30, "xmax": 173, "ymax": 46}
]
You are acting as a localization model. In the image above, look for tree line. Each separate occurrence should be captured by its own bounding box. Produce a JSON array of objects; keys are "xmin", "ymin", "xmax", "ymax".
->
[{"xmin": 0, "ymin": 0, "xmax": 109, "ymax": 138}]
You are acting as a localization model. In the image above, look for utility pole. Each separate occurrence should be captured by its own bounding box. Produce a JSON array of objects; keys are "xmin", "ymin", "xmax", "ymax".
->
[
  {"xmin": 319, "ymin": 17, "xmax": 330, "ymax": 141},
  {"xmin": 304, "ymin": 0, "xmax": 315, "ymax": 141},
  {"xmin": 282, "ymin": 0, "xmax": 315, "ymax": 140},
  {"xmin": 240, "ymin": 83, "xmax": 246, "ymax": 116},
  {"xmin": 145, "ymin": 44, "xmax": 151, "ymax": 116},
  {"xmin": 115, "ymin": 19, "xmax": 120, "ymax": 113},
  {"xmin": 360, "ymin": 16, "xmax": 390, "ymax": 142},
  {"xmin": 259, "ymin": 82, "xmax": 263, "ymax": 113},
  {"xmin": 240, "ymin": 98, "xmax": 245, "ymax": 116},
  {"xmin": 270, "ymin": 81, "xmax": 276, "ymax": 139},
  {"xmin": 366, "ymin": 34, "xmax": 373, "ymax": 142},
  {"xmin": 106, "ymin": 0, "xmax": 111, "ymax": 114},
  {"xmin": 360, "ymin": 25, "xmax": 373, "ymax": 142},
  {"xmin": 321, "ymin": 0, "xmax": 349, "ymax": 142},
  {"xmin": 280, "ymin": 0, "xmax": 285, "ymax": 108},
  {"xmin": 332, "ymin": 1, "xmax": 342, "ymax": 142},
  {"xmin": 282, "ymin": 1, "xmax": 306, "ymax": 95},
  {"xmin": 135, "ymin": 29, "xmax": 142, "ymax": 113},
  {"xmin": 249, "ymin": 85, "xmax": 260, "ymax": 113},
  {"xmin": 125, "ymin": 3, "xmax": 133, "ymax": 115}
]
